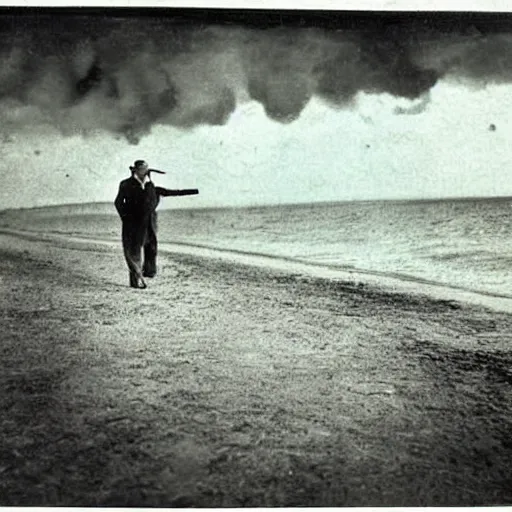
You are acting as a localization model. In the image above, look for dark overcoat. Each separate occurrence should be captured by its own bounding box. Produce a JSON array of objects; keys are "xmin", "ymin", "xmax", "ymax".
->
[
  {"xmin": 114, "ymin": 176, "xmax": 198, "ymax": 246},
  {"xmin": 114, "ymin": 177, "xmax": 161, "ymax": 247}
]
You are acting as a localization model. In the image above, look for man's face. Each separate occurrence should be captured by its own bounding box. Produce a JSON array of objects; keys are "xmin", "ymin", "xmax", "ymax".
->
[{"xmin": 134, "ymin": 165, "xmax": 149, "ymax": 181}]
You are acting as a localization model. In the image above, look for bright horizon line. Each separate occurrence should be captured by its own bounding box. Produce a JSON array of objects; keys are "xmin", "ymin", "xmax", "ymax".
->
[{"xmin": 3, "ymin": 192, "xmax": 512, "ymax": 214}]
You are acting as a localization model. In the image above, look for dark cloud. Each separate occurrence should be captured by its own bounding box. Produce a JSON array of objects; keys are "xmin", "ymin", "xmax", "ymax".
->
[
  {"xmin": 0, "ymin": 11, "xmax": 512, "ymax": 144},
  {"xmin": 393, "ymin": 92, "xmax": 432, "ymax": 115}
]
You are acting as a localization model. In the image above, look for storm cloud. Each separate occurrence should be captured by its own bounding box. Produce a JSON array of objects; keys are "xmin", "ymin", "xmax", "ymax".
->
[{"xmin": 1, "ymin": 11, "xmax": 512, "ymax": 143}]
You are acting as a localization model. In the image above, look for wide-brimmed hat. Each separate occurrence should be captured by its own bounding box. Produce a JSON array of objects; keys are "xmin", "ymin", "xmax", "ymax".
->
[{"xmin": 129, "ymin": 160, "xmax": 149, "ymax": 172}]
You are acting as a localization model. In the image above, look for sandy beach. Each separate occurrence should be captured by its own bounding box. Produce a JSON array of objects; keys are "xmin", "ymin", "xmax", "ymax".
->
[{"xmin": 1, "ymin": 228, "xmax": 512, "ymax": 507}]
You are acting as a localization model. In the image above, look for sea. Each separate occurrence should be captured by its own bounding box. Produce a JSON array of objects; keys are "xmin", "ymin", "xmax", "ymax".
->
[{"xmin": 2, "ymin": 196, "xmax": 512, "ymax": 299}]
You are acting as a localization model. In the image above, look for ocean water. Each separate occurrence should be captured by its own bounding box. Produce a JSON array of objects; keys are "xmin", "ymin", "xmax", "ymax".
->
[{"xmin": 3, "ymin": 196, "xmax": 512, "ymax": 298}]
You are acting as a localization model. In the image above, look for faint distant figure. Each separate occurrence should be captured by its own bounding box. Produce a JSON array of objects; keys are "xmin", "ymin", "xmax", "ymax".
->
[
  {"xmin": 114, "ymin": 160, "xmax": 199, "ymax": 289},
  {"xmin": 489, "ymin": 123, "xmax": 496, "ymax": 132}
]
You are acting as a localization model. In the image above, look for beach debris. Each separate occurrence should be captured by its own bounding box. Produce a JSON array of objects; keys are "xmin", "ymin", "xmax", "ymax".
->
[
  {"xmin": 489, "ymin": 123, "xmax": 496, "ymax": 131},
  {"xmin": 170, "ymin": 495, "xmax": 196, "ymax": 508},
  {"xmin": 347, "ymin": 383, "xmax": 396, "ymax": 396},
  {"xmin": 105, "ymin": 415, "xmax": 130, "ymax": 424},
  {"xmin": 308, "ymin": 426, "xmax": 333, "ymax": 437},
  {"xmin": 34, "ymin": 149, "xmax": 41, "ymax": 155},
  {"xmin": 1, "ymin": 133, "xmax": 15, "ymax": 144}
]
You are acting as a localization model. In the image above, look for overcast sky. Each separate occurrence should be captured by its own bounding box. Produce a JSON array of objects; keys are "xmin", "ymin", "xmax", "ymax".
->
[{"xmin": 1, "ymin": 8, "xmax": 512, "ymax": 209}]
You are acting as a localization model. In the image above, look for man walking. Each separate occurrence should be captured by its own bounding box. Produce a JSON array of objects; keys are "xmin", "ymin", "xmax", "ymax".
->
[{"xmin": 114, "ymin": 160, "xmax": 199, "ymax": 289}]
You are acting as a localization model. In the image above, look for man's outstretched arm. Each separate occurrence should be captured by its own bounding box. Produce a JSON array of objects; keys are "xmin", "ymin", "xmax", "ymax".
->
[{"xmin": 156, "ymin": 187, "xmax": 199, "ymax": 197}]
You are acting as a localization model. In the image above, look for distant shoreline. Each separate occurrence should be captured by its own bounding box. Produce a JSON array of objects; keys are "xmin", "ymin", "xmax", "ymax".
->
[
  {"xmin": 2, "ymin": 193, "xmax": 512, "ymax": 215},
  {"xmin": 3, "ymin": 226, "xmax": 512, "ymax": 314}
]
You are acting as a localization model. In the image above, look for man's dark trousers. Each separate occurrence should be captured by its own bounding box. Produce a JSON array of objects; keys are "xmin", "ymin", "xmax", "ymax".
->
[{"xmin": 122, "ymin": 221, "xmax": 158, "ymax": 287}]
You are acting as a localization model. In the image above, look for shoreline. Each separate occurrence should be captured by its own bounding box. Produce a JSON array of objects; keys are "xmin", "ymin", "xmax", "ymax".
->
[
  {"xmin": 3, "ymin": 227, "xmax": 512, "ymax": 314},
  {"xmin": 2, "ymin": 192, "xmax": 512, "ymax": 214},
  {"xmin": 1, "ymin": 230, "xmax": 512, "ymax": 506}
]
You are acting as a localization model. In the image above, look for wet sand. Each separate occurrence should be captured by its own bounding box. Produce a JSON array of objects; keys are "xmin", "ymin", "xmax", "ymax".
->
[{"xmin": 1, "ymin": 229, "xmax": 512, "ymax": 506}]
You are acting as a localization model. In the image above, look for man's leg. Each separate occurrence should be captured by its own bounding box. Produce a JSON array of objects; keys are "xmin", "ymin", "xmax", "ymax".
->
[
  {"xmin": 142, "ymin": 229, "xmax": 158, "ymax": 278},
  {"xmin": 123, "ymin": 235, "xmax": 146, "ymax": 288}
]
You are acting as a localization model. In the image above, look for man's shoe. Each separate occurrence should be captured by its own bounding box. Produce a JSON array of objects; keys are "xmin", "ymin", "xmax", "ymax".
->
[{"xmin": 130, "ymin": 277, "xmax": 147, "ymax": 289}]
